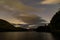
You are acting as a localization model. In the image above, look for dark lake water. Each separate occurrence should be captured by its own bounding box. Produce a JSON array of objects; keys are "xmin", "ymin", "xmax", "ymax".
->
[{"xmin": 0, "ymin": 32, "xmax": 55, "ymax": 40}]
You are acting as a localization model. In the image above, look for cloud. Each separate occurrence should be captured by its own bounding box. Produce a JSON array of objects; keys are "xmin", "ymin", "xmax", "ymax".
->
[
  {"xmin": 19, "ymin": 0, "xmax": 41, "ymax": 5},
  {"xmin": 40, "ymin": 0, "xmax": 60, "ymax": 4},
  {"xmin": 0, "ymin": 0, "xmax": 41, "ymax": 12},
  {"xmin": 0, "ymin": 0, "xmax": 44, "ymax": 24},
  {"xmin": 14, "ymin": 13, "xmax": 46, "ymax": 25}
]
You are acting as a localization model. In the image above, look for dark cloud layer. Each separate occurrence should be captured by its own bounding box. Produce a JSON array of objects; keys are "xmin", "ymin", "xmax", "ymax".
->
[
  {"xmin": 0, "ymin": 0, "xmax": 60, "ymax": 24},
  {"xmin": 19, "ymin": 0, "xmax": 43, "ymax": 5},
  {"xmin": 14, "ymin": 13, "xmax": 46, "ymax": 25}
]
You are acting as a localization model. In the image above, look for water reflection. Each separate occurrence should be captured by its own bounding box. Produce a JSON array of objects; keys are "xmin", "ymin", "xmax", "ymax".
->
[{"xmin": 0, "ymin": 32, "xmax": 54, "ymax": 40}]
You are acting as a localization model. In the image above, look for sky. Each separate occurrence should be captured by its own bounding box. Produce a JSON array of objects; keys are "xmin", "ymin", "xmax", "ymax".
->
[{"xmin": 0, "ymin": 0, "xmax": 60, "ymax": 24}]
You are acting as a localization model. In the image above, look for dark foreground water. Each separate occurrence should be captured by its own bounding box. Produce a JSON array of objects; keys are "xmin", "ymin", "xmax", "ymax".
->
[{"xmin": 0, "ymin": 32, "xmax": 55, "ymax": 40}]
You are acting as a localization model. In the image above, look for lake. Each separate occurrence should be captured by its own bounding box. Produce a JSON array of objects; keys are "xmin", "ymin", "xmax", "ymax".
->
[{"xmin": 0, "ymin": 32, "xmax": 55, "ymax": 40}]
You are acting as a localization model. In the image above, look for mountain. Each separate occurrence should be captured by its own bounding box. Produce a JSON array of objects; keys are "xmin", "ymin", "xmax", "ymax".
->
[
  {"xmin": 0, "ymin": 19, "xmax": 29, "ymax": 31},
  {"xmin": 48, "ymin": 10, "xmax": 60, "ymax": 32},
  {"xmin": 48, "ymin": 10, "xmax": 60, "ymax": 40},
  {"xmin": 0, "ymin": 19, "xmax": 16, "ymax": 31}
]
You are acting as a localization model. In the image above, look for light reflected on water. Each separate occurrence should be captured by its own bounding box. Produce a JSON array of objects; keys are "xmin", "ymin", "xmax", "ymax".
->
[{"xmin": 0, "ymin": 32, "xmax": 54, "ymax": 40}]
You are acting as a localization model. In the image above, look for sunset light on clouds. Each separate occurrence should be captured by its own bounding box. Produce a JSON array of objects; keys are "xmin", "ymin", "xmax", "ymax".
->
[
  {"xmin": 41, "ymin": 0, "xmax": 60, "ymax": 4},
  {"xmin": 0, "ymin": 0, "xmax": 60, "ymax": 24}
]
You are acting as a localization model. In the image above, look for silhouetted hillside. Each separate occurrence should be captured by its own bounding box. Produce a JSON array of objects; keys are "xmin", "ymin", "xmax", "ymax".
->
[
  {"xmin": 0, "ymin": 19, "xmax": 16, "ymax": 31},
  {"xmin": 48, "ymin": 10, "xmax": 60, "ymax": 32},
  {"xmin": 48, "ymin": 10, "xmax": 60, "ymax": 40},
  {"xmin": 15, "ymin": 27, "xmax": 28, "ymax": 31},
  {"xmin": 0, "ymin": 19, "xmax": 30, "ymax": 31},
  {"xmin": 35, "ymin": 25, "xmax": 50, "ymax": 32}
]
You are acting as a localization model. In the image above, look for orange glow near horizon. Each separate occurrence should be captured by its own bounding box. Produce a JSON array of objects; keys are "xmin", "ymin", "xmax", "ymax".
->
[{"xmin": 9, "ymin": 20, "xmax": 27, "ymax": 24}]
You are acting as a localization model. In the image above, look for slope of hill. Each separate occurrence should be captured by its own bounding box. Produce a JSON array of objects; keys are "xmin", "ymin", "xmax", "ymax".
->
[{"xmin": 0, "ymin": 19, "xmax": 16, "ymax": 31}]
